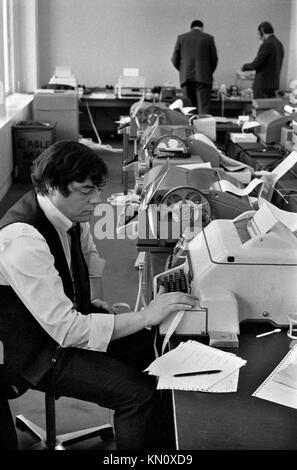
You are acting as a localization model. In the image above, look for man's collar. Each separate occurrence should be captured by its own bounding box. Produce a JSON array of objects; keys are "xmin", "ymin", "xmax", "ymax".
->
[{"xmin": 37, "ymin": 193, "xmax": 73, "ymax": 235}]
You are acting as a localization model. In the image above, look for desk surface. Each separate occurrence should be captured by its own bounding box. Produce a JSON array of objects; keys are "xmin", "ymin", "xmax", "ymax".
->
[
  {"xmin": 147, "ymin": 252, "xmax": 297, "ymax": 450},
  {"xmin": 171, "ymin": 324, "xmax": 297, "ymax": 450}
]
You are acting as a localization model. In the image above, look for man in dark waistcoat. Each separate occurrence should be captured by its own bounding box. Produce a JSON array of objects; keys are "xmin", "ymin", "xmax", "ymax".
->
[{"xmin": 0, "ymin": 140, "xmax": 195, "ymax": 450}]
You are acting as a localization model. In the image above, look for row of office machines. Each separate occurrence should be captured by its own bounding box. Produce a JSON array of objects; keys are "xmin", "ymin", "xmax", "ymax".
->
[{"xmin": 118, "ymin": 92, "xmax": 297, "ymax": 347}]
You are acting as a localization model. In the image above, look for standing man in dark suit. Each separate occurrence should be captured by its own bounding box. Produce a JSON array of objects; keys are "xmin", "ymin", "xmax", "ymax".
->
[
  {"xmin": 171, "ymin": 19, "xmax": 218, "ymax": 115},
  {"xmin": 241, "ymin": 21, "xmax": 284, "ymax": 99}
]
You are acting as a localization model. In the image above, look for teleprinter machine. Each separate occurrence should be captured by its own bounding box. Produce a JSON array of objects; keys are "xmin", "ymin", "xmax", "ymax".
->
[
  {"xmin": 154, "ymin": 201, "xmax": 297, "ymax": 339},
  {"xmin": 254, "ymin": 107, "xmax": 297, "ymax": 144},
  {"xmin": 137, "ymin": 162, "xmax": 254, "ymax": 248},
  {"xmin": 130, "ymin": 101, "xmax": 190, "ymax": 126}
]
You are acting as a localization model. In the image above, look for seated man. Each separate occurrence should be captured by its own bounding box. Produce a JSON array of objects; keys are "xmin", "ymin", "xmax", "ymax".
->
[{"xmin": 0, "ymin": 141, "xmax": 195, "ymax": 450}]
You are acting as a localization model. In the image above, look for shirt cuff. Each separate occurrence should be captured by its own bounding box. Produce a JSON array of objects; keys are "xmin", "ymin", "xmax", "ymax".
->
[{"xmin": 87, "ymin": 313, "xmax": 114, "ymax": 351}]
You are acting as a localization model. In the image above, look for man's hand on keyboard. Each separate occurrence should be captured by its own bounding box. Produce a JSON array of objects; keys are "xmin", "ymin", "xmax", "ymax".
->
[{"xmin": 142, "ymin": 285, "xmax": 196, "ymax": 327}]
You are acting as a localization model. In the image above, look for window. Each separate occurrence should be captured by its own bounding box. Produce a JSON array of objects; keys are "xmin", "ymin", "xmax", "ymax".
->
[{"xmin": 2, "ymin": 0, "xmax": 14, "ymax": 94}]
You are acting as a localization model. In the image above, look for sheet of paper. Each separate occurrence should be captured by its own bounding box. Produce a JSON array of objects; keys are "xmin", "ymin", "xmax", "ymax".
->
[
  {"xmin": 269, "ymin": 150, "xmax": 297, "ymax": 184},
  {"xmin": 219, "ymin": 178, "xmax": 263, "ymax": 196},
  {"xmin": 253, "ymin": 345, "xmax": 297, "ymax": 409},
  {"xmin": 87, "ymin": 92, "xmax": 116, "ymax": 99},
  {"xmin": 258, "ymin": 198, "xmax": 297, "ymax": 233},
  {"xmin": 273, "ymin": 361, "xmax": 297, "ymax": 390},
  {"xmin": 193, "ymin": 132, "xmax": 217, "ymax": 148},
  {"xmin": 177, "ymin": 163, "xmax": 212, "ymax": 170},
  {"xmin": 115, "ymin": 116, "xmax": 131, "ymax": 124},
  {"xmin": 252, "ymin": 201, "xmax": 279, "ymax": 234},
  {"xmin": 220, "ymin": 154, "xmax": 252, "ymax": 172},
  {"xmin": 145, "ymin": 340, "xmax": 246, "ymax": 392},
  {"xmin": 242, "ymin": 120, "xmax": 261, "ymax": 132},
  {"xmin": 169, "ymin": 99, "xmax": 183, "ymax": 111},
  {"xmin": 181, "ymin": 107, "xmax": 197, "ymax": 115},
  {"xmin": 214, "ymin": 116, "xmax": 238, "ymax": 124}
]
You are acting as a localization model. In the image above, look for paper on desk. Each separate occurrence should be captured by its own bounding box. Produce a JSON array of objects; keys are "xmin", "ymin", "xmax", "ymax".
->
[
  {"xmin": 145, "ymin": 340, "xmax": 246, "ymax": 392},
  {"xmin": 253, "ymin": 344, "xmax": 297, "ymax": 409},
  {"xmin": 220, "ymin": 154, "xmax": 252, "ymax": 172},
  {"xmin": 116, "ymin": 116, "xmax": 131, "ymax": 124},
  {"xmin": 242, "ymin": 120, "xmax": 261, "ymax": 132},
  {"xmin": 180, "ymin": 107, "xmax": 197, "ymax": 115},
  {"xmin": 177, "ymin": 162, "xmax": 212, "ymax": 170},
  {"xmin": 87, "ymin": 92, "xmax": 116, "ymax": 99},
  {"xmin": 160, "ymin": 369, "xmax": 240, "ymax": 393},
  {"xmin": 219, "ymin": 178, "xmax": 264, "ymax": 196},
  {"xmin": 193, "ymin": 132, "xmax": 217, "ymax": 147},
  {"xmin": 272, "ymin": 361, "xmax": 297, "ymax": 390},
  {"xmin": 214, "ymin": 116, "xmax": 233, "ymax": 123},
  {"xmin": 169, "ymin": 99, "xmax": 183, "ymax": 111}
]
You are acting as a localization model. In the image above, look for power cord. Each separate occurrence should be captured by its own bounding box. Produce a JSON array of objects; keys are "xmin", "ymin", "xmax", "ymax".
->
[{"xmin": 85, "ymin": 99, "xmax": 102, "ymax": 144}]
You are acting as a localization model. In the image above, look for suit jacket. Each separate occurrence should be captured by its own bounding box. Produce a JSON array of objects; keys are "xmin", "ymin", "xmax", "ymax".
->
[
  {"xmin": 171, "ymin": 29, "xmax": 218, "ymax": 87},
  {"xmin": 242, "ymin": 35, "xmax": 284, "ymax": 92}
]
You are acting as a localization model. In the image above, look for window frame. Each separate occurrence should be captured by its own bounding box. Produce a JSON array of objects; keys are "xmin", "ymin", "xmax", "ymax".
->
[{"xmin": 2, "ymin": 0, "xmax": 15, "ymax": 95}]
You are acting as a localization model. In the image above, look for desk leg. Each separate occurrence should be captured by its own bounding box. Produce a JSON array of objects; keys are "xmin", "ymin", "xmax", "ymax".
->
[
  {"xmin": 122, "ymin": 132, "xmax": 129, "ymax": 193},
  {"xmin": 144, "ymin": 252, "xmax": 153, "ymax": 305}
]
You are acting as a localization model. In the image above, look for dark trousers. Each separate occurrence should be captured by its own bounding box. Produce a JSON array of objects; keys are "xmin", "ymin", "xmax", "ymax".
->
[
  {"xmin": 36, "ymin": 329, "xmax": 170, "ymax": 450},
  {"xmin": 182, "ymin": 81, "xmax": 212, "ymax": 114},
  {"xmin": 253, "ymin": 89, "xmax": 277, "ymax": 99}
]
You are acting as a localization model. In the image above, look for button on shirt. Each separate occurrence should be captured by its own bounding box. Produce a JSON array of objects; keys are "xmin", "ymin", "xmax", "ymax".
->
[{"xmin": 0, "ymin": 194, "xmax": 114, "ymax": 351}]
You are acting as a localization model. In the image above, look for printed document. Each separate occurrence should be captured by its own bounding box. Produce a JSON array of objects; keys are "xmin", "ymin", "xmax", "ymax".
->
[{"xmin": 145, "ymin": 340, "xmax": 246, "ymax": 392}]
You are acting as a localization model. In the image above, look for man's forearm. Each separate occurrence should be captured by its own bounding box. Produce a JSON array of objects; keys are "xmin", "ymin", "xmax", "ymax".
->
[{"xmin": 111, "ymin": 311, "xmax": 148, "ymax": 340}]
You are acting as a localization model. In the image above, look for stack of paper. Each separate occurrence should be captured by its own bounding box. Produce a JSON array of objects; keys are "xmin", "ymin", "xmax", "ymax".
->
[{"xmin": 145, "ymin": 340, "xmax": 246, "ymax": 393}]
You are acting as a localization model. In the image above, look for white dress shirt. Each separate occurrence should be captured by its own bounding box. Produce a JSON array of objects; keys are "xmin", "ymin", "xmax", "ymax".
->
[{"xmin": 0, "ymin": 194, "xmax": 114, "ymax": 351}]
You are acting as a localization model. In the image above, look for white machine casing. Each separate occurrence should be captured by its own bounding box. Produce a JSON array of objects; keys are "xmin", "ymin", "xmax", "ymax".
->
[{"xmin": 156, "ymin": 205, "xmax": 297, "ymax": 336}]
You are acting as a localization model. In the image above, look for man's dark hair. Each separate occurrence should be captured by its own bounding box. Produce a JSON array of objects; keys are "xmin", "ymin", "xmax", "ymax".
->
[
  {"xmin": 31, "ymin": 140, "xmax": 108, "ymax": 196},
  {"xmin": 258, "ymin": 21, "xmax": 274, "ymax": 35},
  {"xmin": 191, "ymin": 20, "xmax": 204, "ymax": 29}
]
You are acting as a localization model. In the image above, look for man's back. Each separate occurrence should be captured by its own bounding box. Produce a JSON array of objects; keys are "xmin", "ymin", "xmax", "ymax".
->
[
  {"xmin": 172, "ymin": 29, "xmax": 218, "ymax": 86},
  {"xmin": 250, "ymin": 35, "xmax": 284, "ymax": 92}
]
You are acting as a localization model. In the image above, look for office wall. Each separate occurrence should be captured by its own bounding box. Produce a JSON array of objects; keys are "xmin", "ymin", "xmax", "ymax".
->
[
  {"xmin": 38, "ymin": 0, "xmax": 293, "ymax": 90},
  {"xmin": 288, "ymin": 0, "xmax": 297, "ymax": 83}
]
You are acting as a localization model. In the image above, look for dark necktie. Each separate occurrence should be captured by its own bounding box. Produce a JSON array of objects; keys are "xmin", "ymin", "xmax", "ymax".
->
[{"xmin": 68, "ymin": 223, "xmax": 91, "ymax": 314}]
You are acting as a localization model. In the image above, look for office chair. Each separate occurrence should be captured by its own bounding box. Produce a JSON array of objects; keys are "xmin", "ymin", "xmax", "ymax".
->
[
  {"xmin": 16, "ymin": 393, "xmax": 114, "ymax": 450},
  {"xmin": 0, "ymin": 364, "xmax": 114, "ymax": 450}
]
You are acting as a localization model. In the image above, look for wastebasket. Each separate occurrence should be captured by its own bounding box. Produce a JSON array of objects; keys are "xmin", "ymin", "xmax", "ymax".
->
[{"xmin": 12, "ymin": 120, "xmax": 56, "ymax": 183}]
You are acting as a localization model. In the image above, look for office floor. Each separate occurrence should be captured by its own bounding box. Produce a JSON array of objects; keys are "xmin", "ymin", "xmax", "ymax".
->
[{"xmin": 2, "ymin": 137, "xmax": 142, "ymax": 451}]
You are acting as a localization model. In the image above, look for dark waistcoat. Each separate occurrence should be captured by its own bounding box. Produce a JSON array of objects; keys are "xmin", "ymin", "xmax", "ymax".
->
[{"xmin": 0, "ymin": 191, "xmax": 76, "ymax": 385}]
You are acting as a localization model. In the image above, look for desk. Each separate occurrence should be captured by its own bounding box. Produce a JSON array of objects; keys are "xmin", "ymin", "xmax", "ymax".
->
[
  {"xmin": 171, "ymin": 324, "xmax": 297, "ymax": 450},
  {"xmin": 79, "ymin": 95, "xmax": 138, "ymax": 136},
  {"xmin": 80, "ymin": 95, "xmax": 252, "ymax": 136},
  {"xmin": 210, "ymin": 97, "xmax": 252, "ymax": 117},
  {"xmin": 147, "ymin": 253, "xmax": 297, "ymax": 450},
  {"xmin": 225, "ymin": 139, "xmax": 285, "ymax": 170}
]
